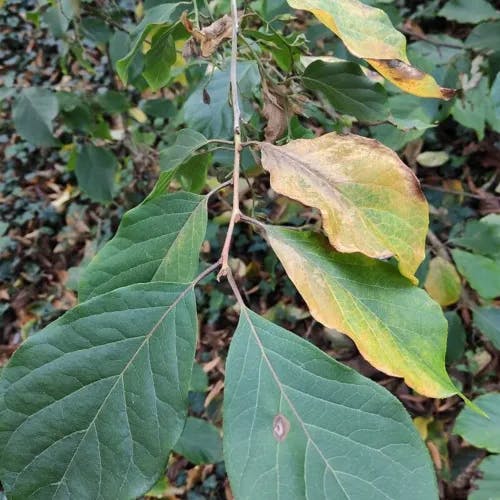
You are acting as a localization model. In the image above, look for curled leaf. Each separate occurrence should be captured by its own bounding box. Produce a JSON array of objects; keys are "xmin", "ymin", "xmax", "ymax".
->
[
  {"xmin": 260, "ymin": 133, "xmax": 428, "ymax": 282},
  {"xmin": 182, "ymin": 13, "xmax": 233, "ymax": 57},
  {"xmin": 287, "ymin": 0, "xmax": 456, "ymax": 99}
]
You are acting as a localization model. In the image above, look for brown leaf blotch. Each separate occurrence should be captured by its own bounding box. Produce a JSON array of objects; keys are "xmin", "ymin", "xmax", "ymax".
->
[{"xmin": 273, "ymin": 414, "xmax": 290, "ymax": 442}]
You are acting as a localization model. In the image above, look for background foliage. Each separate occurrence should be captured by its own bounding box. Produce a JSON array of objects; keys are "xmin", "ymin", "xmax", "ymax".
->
[{"xmin": 0, "ymin": 0, "xmax": 499, "ymax": 498}]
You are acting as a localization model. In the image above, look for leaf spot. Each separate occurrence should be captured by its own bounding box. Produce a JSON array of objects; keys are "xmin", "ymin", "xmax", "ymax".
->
[{"xmin": 273, "ymin": 414, "xmax": 290, "ymax": 442}]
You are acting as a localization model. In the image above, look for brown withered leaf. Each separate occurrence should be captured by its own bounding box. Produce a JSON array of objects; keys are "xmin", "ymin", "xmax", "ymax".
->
[
  {"xmin": 262, "ymin": 81, "xmax": 290, "ymax": 143},
  {"xmin": 182, "ymin": 13, "xmax": 233, "ymax": 58}
]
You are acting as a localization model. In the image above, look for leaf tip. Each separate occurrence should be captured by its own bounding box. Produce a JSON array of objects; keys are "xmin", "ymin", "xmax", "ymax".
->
[{"xmin": 460, "ymin": 394, "xmax": 489, "ymax": 418}]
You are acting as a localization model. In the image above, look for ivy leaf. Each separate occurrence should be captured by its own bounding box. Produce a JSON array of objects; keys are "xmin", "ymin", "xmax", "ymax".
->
[
  {"xmin": 438, "ymin": 0, "xmax": 499, "ymax": 24},
  {"xmin": 465, "ymin": 21, "xmax": 500, "ymax": 51},
  {"xmin": 473, "ymin": 307, "xmax": 500, "ymax": 349},
  {"xmin": 79, "ymin": 192, "xmax": 207, "ymax": 301},
  {"xmin": 451, "ymin": 249, "xmax": 500, "ymax": 300},
  {"xmin": 260, "ymin": 133, "xmax": 428, "ymax": 282},
  {"xmin": 75, "ymin": 145, "xmax": 118, "ymax": 203},
  {"xmin": 486, "ymin": 72, "xmax": 500, "ymax": 133},
  {"xmin": 302, "ymin": 60, "xmax": 389, "ymax": 123},
  {"xmin": 454, "ymin": 393, "xmax": 500, "ymax": 453},
  {"xmin": 449, "ymin": 214, "xmax": 500, "ymax": 259},
  {"xmin": 160, "ymin": 129, "xmax": 209, "ymax": 172},
  {"xmin": 286, "ymin": 0, "xmax": 455, "ymax": 99},
  {"xmin": 12, "ymin": 88, "xmax": 59, "ymax": 147},
  {"xmin": 451, "ymin": 79, "xmax": 489, "ymax": 140},
  {"xmin": 470, "ymin": 455, "xmax": 500, "ymax": 500},
  {"xmin": 0, "ymin": 282, "xmax": 197, "ymax": 499},
  {"xmin": 173, "ymin": 417, "xmax": 223, "ymax": 465},
  {"xmin": 266, "ymin": 227, "xmax": 458, "ymax": 398},
  {"xmin": 424, "ymin": 256, "xmax": 461, "ymax": 306},
  {"xmin": 224, "ymin": 308, "xmax": 439, "ymax": 499}
]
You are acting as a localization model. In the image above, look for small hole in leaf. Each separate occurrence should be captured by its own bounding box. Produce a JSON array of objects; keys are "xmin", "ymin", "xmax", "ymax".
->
[{"xmin": 273, "ymin": 414, "xmax": 290, "ymax": 442}]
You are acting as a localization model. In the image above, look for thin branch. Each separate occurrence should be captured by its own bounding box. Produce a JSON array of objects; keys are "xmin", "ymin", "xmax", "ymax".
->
[
  {"xmin": 239, "ymin": 213, "xmax": 267, "ymax": 231},
  {"xmin": 226, "ymin": 269, "xmax": 246, "ymax": 307},
  {"xmin": 421, "ymin": 184, "xmax": 484, "ymax": 200},
  {"xmin": 427, "ymin": 230, "xmax": 451, "ymax": 261},
  {"xmin": 206, "ymin": 179, "xmax": 233, "ymax": 198},
  {"xmin": 193, "ymin": 259, "xmax": 222, "ymax": 285},
  {"xmin": 206, "ymin": 139, "xmax": 235, "ymax": 146},
  {"xmin": 218, "ymin": 0, "xmax": 242, "ymax": 280},
  {"xmin": 400, "ymin": 28, "xmax": 465, "ymax": 50}
]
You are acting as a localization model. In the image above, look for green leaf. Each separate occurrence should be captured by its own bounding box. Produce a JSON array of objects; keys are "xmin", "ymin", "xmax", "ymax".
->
[
  {"xmin": 266, "ymin": 227, "xmax": 458, "ymax": 398},
  {"xmin": 12, "ymin": 88, "xmax": 59, "ymax": 147},
  {"xmin": 451, "ymin": 249, "xmax": 500, "ymax": 300},
  {"xmin": 470, "ymin": 455, "xmax": 500, "ymax": 500},
  {"xmin": 75, "ymin": 145, "xmax": 118, "ymax": 203},
  {"xmin": 445, "ymin": 311, "xmax": 466, "ymax": 364},
  {"xmin": 116, "ymin": 3, "xmax": 180, "ymax": 85},
  {"xmin": 143, "ymin": 27, "xmax": 177, "ymax": 90},
  {"xmin": 450, "ymin": 214, "xmax": 500, "ymax": 259},
  {"xmin": 438, "ymin": 0, "xmax": 499, "ymax": 24},
  {"xmin": 454, "ymin": 393, "xmax": 500, "ymax": 452},
  {"xmin": 465, "ymin": 21, "xmax": 500, "ymax": 51},
  {"xmin": 176, "ymin": 153, "xmax": 210, "ymax": 194},
  {"xmin": 184, "ymin": 61, "xmax": 260, "ymax": 139},
  {"xmin": 302, "ymin": 60, "xmax": 389, "ymax": 123},
  {"xmin": 189, "ymin": 362, "xmax": 208, "ymax": 392},
  {"xmin": 473, "ymin": 307, "xmax": 500, "ymax": 349},
  {"xmin": 79, "ymin": 192, "xmax": 207, "ymax": 301},
  {"xmin": 80, "ymin": 17, "xmax": 113, "ymax": 44},
  {"xmin": 451, "ymin": 79, "xmax": 489, "ymax": 140},
  {"xmin": 96, "ymin": 90, "xmax": 130, "ymax": 114},
  {"xmin": 160, "ymin": 129, "xmax": 209, "ymax": 172},
  {"xmin": 144, "ymin": 169, "xmax": 179, "ymax": 202},
  {"xmin": 42, "ymin": 6, "xmax": 70, "ymax": 38},
  {"xmin": 173, "ymin": 417, "xmax": 223, "ymax": 464},
  {"xmin": 224, "ymin": 308, "xmax": 438, "ymax": 499},
  {"xmin": 487, "ymin": 72, "xmax": 500, "ymax": 133},
  {"xmin": 0, "ymin": 282, "xmax": 197, "ymax": 499}
]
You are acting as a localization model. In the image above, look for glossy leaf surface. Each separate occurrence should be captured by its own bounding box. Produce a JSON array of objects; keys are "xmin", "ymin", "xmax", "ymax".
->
[
  {"xmin": 79, "ymin": 192, "xmax": 207, "ymax": 300},
  {"xmin": 0, "ymin": 282, "xmax": 197, "ymax": 499},
  {"xmin": 266, "ymin": 227, "xmax": 457, "ymax": 398},
  {"xmin": 260, "ymin": 133, "xmax": 428, "ymax": 282},
  {"xmin": 224, "ymin": 308, "xmax": 438, "ymax": 499}
]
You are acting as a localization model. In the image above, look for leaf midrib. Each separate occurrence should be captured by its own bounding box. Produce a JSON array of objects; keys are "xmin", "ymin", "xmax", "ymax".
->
[
  {"xmin": 8, "ymin": 284, "xmax": 192, "ymax": 498},
  {"xmin": 242, "ymin": 308, "xmax": 352, "ymax": 499}
]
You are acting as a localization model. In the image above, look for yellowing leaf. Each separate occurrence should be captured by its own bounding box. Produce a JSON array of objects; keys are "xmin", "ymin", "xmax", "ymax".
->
[
  {"xmin": 287, "ymin": 0, "xmax": 455, "ymax": 99},
  {"xmin": 266, "ymin": 227, "xmax": 459, "ymax": 398},
  {"xmin": 424, "ymin": 256, "xmax": 462, "ymax": 306},
  {"xmin": 260, "ymin": 133, "xmax": 428, "ymax": 283}
]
